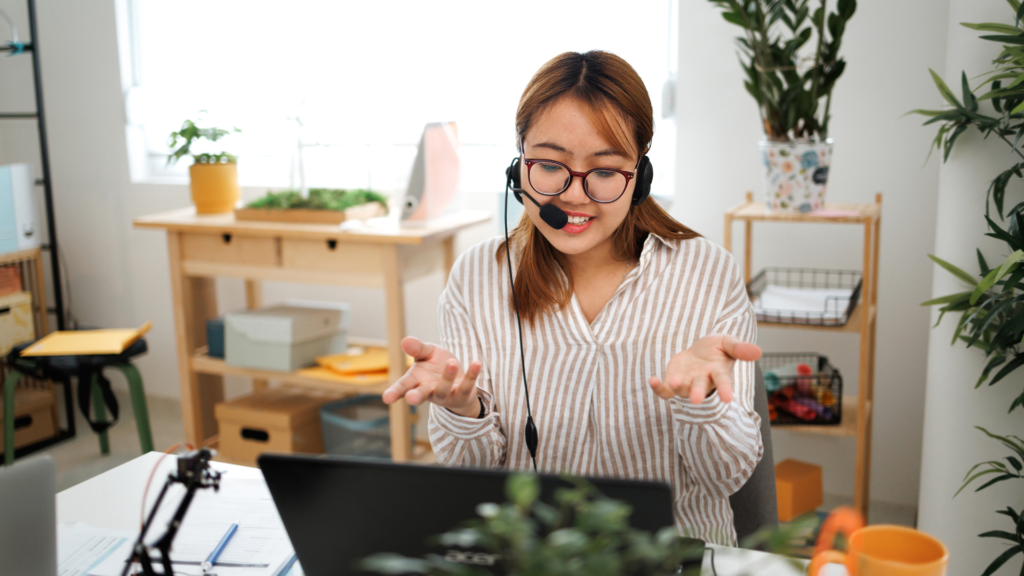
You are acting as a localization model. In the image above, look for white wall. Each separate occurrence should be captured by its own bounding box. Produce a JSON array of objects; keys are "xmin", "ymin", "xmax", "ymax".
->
[
  {"xmin": 0, "ymin": 0, "xmax": 496, "ymax": 403},
  {"xmin": 675, "ymin": 0, "xmax": 950, "ymax": 507},
  {"xmin": 918, "ymin": 1, "xmax": 1024, "ymax": 573}
]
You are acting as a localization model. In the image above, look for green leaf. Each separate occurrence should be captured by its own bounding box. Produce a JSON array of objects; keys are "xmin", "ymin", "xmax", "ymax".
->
[
  {"xmin": 979, "ymin": 530, "xmax": 1021, "ymax": 542},
  {"xmin": 929, "ymin": 69, "xmax": 964, "ymax": 109},
  {"xmin": 982, "ymin": 34, "xmax": 1024, "ymax": 44},
  {"xmin": 980, "ymin": 546, "xmax": 1021, "ymax": 576},
  {"xmin": 975, "ymin": 473, "xmax": 1016, "ymax": 491},
  {"xmin": 928, "ymin": 254, "xmax": 979, "ymax": 285},
  {"xmin": 1012, "ymin": 100, "xmax": 1024, "ymax": 114},
  {"xmin": 921, "ymin": 291, "xmax": 973, "ymax": 306},
  {"xmin": 978, "ymin": 249, "xmax": 991, "ymax": 275},
  {"xmin": 1006, "ymin": 456, "xmax": 1022, "ymax": 472},
  {"xmin": 972, "ymin": 251, "xmax": 1024, "ymax": 305},
  {"xmin": 905, "ymin": 108, "xmax": 950, "ymax": 117},
  {"xmin": 962, "ymin": 22, "xmax": 1024, "ymax": 34}
]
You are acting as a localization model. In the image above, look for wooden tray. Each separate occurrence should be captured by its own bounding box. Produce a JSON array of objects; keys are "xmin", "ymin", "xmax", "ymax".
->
[{"xmin": 235, "ymin": 203, "xmax": 386, "ymax": 225}]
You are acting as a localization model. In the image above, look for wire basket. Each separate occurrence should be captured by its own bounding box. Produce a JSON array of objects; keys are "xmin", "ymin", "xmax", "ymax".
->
[
  {"xmin": 748, "ymin": 268, "xmax": 863, "ymax": 326},
  {"xmin": 758, "ymin": 353, "xmax": 843, "ymax": 426}
]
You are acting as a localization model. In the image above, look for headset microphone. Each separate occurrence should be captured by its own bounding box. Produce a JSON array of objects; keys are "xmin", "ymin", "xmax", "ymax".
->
[{"xmin": 519, "ymin": 188, "xmax": 568, "ymax": 230}]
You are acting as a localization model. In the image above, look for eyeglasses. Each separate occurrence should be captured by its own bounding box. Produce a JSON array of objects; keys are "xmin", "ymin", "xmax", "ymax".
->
[{"xmin": 523, "ymin": 158, "xmax": 637, "ymax": 203}]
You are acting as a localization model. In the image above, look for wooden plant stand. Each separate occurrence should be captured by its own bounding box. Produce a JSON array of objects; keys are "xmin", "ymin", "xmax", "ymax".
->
[{"xmin": 725, "ymin": 192, "xmax": 881, "ymax": 520}]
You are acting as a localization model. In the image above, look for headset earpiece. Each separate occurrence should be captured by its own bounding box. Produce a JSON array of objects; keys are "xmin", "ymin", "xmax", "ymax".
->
[
  {"xmin": 631, "ymin": 156, "xmax": 653, "ymax": 206},
  {"xmin": 506, "ymin": 157, "xmax": 524, "ymax": 205}
]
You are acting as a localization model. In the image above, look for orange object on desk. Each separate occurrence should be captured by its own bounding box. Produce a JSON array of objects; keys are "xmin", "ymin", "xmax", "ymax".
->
[{"xmin": 775, "ymin": 458, "xmax": 823, "ymax": 522}]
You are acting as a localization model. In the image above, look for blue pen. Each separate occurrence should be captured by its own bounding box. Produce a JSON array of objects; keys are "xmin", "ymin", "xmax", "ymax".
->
[{"xmin": 202, "ymin": 523, "xmax": 239, "ymax": 573}]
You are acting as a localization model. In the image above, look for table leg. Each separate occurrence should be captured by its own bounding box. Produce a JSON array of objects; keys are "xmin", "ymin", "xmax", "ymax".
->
[
  {"xmin": 245, "ymin": 280, "xmax": 269, "ymax": 394},
  {"xmin": 167, "ymin": 232, "xmax": 225, "ymax": 448},
  {"xmin": 384, "ymin": 245, "xmax": 412, "ymax": 462}
]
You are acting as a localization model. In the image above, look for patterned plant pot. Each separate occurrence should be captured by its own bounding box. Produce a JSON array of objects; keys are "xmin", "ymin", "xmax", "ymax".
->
[{"xmin": 759, "ymin": 139, "xmax": 833, "ymax": 213}]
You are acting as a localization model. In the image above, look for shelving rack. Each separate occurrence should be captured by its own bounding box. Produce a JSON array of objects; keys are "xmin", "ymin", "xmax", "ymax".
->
[
  {"xmin": 724, "ymin": 191, "xmax": 881, "ymax": 519},
  {"xmin": 0, "ymin": 0, "xmax": 66, "ymax": 331}
]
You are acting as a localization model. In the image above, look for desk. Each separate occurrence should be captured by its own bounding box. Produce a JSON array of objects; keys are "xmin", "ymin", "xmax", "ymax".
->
[
  {"xmin": 134, "ymin": 208, "xmax": 490, "ymax": 462},
  {"xmin": 57, "ymin": 453, "xmax": 846, "ymax": 576}
]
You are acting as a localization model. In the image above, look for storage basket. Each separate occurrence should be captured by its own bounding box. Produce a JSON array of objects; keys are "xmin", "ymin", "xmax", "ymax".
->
[
  {"xmin": 758, "ymin": 353, "xmax": 842, "ymax": 426},
  {"xmin": 748, "ymin": 268, "xmax": 862, "ymax": 326},
  {"xmin": 320, "ymin": 395, "xmax": 414, "ymax": 459}
]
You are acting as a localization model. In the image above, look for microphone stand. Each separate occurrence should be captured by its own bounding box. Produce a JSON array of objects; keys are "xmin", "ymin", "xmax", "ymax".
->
[{"xmin": 121, "ymin": 448, "xmax": 222, "ymax": 576}]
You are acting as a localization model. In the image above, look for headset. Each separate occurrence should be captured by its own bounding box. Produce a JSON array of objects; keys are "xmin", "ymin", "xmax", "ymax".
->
[{"xmin": 502, "ymin": 147, "xmax": 654, "ymax": 471}]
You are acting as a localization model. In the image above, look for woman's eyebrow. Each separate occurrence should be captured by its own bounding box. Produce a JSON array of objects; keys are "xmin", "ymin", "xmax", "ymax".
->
[{"xmin": 531, "ymin": 142, "xmax": 625, "ymax": 158}]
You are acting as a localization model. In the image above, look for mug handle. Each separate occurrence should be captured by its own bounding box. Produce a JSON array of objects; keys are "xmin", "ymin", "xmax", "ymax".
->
[
  {"xmin": 807, "ymin": 550, "xmax": 847, "ymax": 576},
  {"xmin": 807, "ymin": 506, "xmax": 865, "ymax": 576}
]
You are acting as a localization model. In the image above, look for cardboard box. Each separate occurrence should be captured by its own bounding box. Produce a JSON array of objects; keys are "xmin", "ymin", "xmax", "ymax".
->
[
  {"xmin": 224, "ymin": 302, "xmax": 349, "ymax": 372},
  {"xmin": 0, "ymin": 386, "xmax": 57, "ymax": 450},
  {"xmin": 215, "ymin": 386, "xmax": 346, "ymax": 467},
  {"xmin": 775, "ymin": 458, "xmax": 823, "ymax": 522}
]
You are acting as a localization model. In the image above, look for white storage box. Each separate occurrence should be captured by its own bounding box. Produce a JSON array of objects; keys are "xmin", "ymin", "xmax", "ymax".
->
[{"xmin": 225, "ymin": 301, "xmax": 350, "ymax": 372}]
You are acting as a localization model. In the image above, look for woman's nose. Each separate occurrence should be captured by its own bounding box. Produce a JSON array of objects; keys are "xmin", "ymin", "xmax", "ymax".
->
[{"xmin": 561, "ymin": 175, "xmax": 589, "ymax": 204}]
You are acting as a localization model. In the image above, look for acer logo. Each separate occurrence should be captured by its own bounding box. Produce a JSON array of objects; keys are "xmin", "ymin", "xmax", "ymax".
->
[{"xmin": 443, "ymin": 550, "xmax": 501, "ymax": 566}]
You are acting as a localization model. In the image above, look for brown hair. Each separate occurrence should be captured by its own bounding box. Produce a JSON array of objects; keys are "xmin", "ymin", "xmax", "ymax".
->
[{"xmin": 499, "ymin": 50, "xmax": 700, "ymax": 324}]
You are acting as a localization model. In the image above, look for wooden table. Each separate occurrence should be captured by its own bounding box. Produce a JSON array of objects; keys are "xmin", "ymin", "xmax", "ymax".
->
[{"xmin": 134, "ymin": 208, "xmax": 490, "ymax": 461}]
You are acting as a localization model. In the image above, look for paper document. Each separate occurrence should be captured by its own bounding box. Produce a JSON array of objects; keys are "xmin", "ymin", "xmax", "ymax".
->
[
  {"xmin": 89, "ymin": 476, "xmax": 293, "ymax": 576},
  {"xmin": 752, "ymin": 285, "xmax": 854, "ymax": 321},
  {"xmin": 58, "ymin": 523, "xmax": 134, "ymax": 576}
]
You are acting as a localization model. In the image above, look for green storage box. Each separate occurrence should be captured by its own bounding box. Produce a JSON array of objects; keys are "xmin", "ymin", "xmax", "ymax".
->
[{"xmin": 225, "ymin": 301, "xmax": 350, "ymax": 372}]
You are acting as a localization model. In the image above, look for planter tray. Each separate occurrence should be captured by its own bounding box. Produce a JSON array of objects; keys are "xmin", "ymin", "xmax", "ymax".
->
[{"xmin": 235, "ymin": 203, "xmax": 386, "ymax": 225}]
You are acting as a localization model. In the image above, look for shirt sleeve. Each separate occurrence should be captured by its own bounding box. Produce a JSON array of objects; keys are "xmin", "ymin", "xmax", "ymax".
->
[
  {"xmin": 427, "ymin": 261, "xmax": 508, "ymax": 468},
  {"xmin": 669, "ymin": 252, "xmax": 763, "ymax": 500}
]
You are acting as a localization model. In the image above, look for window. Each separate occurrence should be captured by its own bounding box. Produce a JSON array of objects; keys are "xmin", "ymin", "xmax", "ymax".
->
[{"xmin": 122, "ymin": 0, "xmax": 677, "ymax": 197}]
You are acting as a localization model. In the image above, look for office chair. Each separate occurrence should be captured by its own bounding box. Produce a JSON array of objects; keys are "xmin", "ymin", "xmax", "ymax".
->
[{"xmin": 729, "ymin": 363, "xmax": 778, "ymax": 543}]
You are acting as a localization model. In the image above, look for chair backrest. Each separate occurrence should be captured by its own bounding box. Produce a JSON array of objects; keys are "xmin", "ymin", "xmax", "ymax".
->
[{"xmin": 729, "ymin": 363, "xmax": 778, "ymax": 543}]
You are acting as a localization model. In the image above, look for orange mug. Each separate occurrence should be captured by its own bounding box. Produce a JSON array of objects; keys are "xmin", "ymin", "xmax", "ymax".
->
[{"xmin": 808, "ymin": 507, "xmax": 949, "ymax": 576}]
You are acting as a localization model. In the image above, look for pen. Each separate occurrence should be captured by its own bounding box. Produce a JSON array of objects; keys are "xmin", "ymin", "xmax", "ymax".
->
[{"xmin": 202, "ymin": 523, "xmax": 238, "ymax": 573}]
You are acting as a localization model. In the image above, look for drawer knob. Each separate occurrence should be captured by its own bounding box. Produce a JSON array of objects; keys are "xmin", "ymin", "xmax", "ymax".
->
[
  {"xmin": 327, "ymin": 239, "xmax": 338, "ymax": 250},
  {"xmin": 222, "ymin": 233, "xmax": 232, "ymax": 244}
]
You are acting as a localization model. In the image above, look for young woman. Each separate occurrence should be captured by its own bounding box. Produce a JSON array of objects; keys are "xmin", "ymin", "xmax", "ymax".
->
[{"xmin": 383, "ymin": 51, "xmax": 763, "ymax": 546}]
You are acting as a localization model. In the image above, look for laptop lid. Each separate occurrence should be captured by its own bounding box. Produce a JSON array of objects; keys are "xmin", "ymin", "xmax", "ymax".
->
[
  {"xmin": 259, "ymin": 454, "xmax": 705, "ymax": 576},
  {"xmin": 0, "ymin": 455, "xmax": 57, "ymax": 576}
]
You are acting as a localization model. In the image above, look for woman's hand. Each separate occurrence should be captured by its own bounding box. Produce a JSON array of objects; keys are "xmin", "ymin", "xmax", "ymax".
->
[
  {"xmin": 381, "ymin": 337, "xmax": 483, "ymax": 418},
  {"xmin": 649, "ymin": 334, "xmax": 762, "ymax": 405}
]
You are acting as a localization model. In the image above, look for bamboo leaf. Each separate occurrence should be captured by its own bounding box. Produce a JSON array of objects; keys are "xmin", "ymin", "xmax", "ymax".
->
[
  {"xmin": 989, "ymin": 353, "xmax": 1024, "ymax": 386},
  {"xmin": 928, "ymin": 254, "xmax": 979, "ymax": 285},
  {"xmin": 975, "ymin": 473, "xmax": 1016, "ymax": 491},
  {"xmin": 979, "ymin": 530, "xmax": 1021, "ymax": 542},
  {"xmin": 971, "ymin": 251, "xmax": 1024, "ymax": 304},
  {"xmin": 962, "ymin": 22, "xmax": 1024, "ymax": 34},
  {"xmin": 929, "ymin": 69, "xmax": 964, "ymax": 109},
  {"xmin": 982, "ymin": 34, "xmax": 1024, "ymax": 44},
  {"xmin": 980, "ymin": 546, "xmax": 1021, "ymax": 576},
  {"xmin": 921, "ymin": 291, "xmax": 973, "ymax": 306}
]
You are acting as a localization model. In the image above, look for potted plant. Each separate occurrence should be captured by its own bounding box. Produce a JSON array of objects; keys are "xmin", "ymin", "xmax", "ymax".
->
[
  {"xmin": 360, "ymin": 474, "xmax": 809, "ymax": 576},
  {"xmin": 913, "ymin": 4, "xmax": 1024, "ymax": 574},
  {"xmin": 709, "ymin": 0, "xmax": 857, "ymax": 212},
  {"xmin": 236, "ymin": 188, "xmax": 390, "ymax": 224},
  {"xmin": 167, "ymin": 118, "xmax": 241, "ymax": 214}
]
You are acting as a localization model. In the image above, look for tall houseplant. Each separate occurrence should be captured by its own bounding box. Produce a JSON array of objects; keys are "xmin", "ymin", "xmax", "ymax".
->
[
  {"xmin": 167, "ymin": 118, "xmax": 241, "ymax": 214},
  {"xmin": 913, "ymin": 3, "xmax": 1024, "ymax": 574},
  {"xmin": 709, "ymin": 0, "xmax": 856, "ymax": 212}
]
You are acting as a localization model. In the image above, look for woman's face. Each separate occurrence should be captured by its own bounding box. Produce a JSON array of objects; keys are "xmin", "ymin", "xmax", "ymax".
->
[{"xmin": 519, "ymin": 97, "xmax": 638, "ymax": 260}]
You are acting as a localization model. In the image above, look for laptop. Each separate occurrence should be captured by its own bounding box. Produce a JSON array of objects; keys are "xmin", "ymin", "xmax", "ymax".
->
[
  {"xmin": 0, "ymin": 455, "xmax": 57, "ymax": 576},
  {"xmin": 259, "ymin": 454, "xmax": 705, "ymax": 576}
]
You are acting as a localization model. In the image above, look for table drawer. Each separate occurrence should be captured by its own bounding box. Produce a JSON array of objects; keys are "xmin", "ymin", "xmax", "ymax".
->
[
  {"xmin": 281, "ymin": 239, "xmax": 384, "ymax": 275},
  {"xmin": 181, "ymin": 233, "xmax": 280, "ymax": 266}
]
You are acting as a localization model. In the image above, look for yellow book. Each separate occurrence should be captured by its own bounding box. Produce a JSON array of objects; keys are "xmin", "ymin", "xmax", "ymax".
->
[
  {"xmin": 317, "ymin": 348, "xmax": 391, "ymax": 375},
  {"xmin": 20, "ymin": 322, "xmax": 152, "ymax": 357},
  {"xmin": 297, "ymin": 366, "xmax": 390, "ymax": 386}
]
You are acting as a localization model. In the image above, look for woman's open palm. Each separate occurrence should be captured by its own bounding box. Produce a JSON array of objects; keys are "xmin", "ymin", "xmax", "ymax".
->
[
  {"xmin": 649, "ymin": 334, "xmax": 761, "ymax": 405},
  {"xmin": 382, "ymin": 337, "xmax": 482, "ymax": 418}
]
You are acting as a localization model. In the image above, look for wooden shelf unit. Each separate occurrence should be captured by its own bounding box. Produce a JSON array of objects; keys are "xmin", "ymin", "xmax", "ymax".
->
[
  {"xmin": 134, "ymin": 207, "xmax": 490, "ymax": 462},
  {"xmin": 725, "ymin": 192, "xmax": 881, "ymax": 520}
]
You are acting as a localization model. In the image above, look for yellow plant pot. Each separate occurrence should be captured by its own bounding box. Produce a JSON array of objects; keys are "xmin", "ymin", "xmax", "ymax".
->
[{"xmin": 189, "ymin": 162, "xmax": 240, "ymax": 214}]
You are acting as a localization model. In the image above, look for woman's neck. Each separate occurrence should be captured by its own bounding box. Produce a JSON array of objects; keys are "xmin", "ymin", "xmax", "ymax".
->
[{"xmin": 557, "ymin": 237, "xmax": 630, "ymax": 280}]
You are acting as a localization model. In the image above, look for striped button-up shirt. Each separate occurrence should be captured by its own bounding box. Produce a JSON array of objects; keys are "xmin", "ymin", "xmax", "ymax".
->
[{"xmin": 428, "ymin": 233, "xmax": 762, "ymax": 546}]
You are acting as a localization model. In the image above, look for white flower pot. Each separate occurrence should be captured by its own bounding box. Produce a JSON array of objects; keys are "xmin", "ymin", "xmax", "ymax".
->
[{"xmin": 759, "ymin": 139, "xmax": 833, "ymax": 213}]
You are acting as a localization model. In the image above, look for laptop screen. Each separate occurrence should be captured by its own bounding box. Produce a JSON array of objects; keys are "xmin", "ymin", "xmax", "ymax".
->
[{"xmin": 259, "ymin": 454, "xmax": 705, "ymax": 576}]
